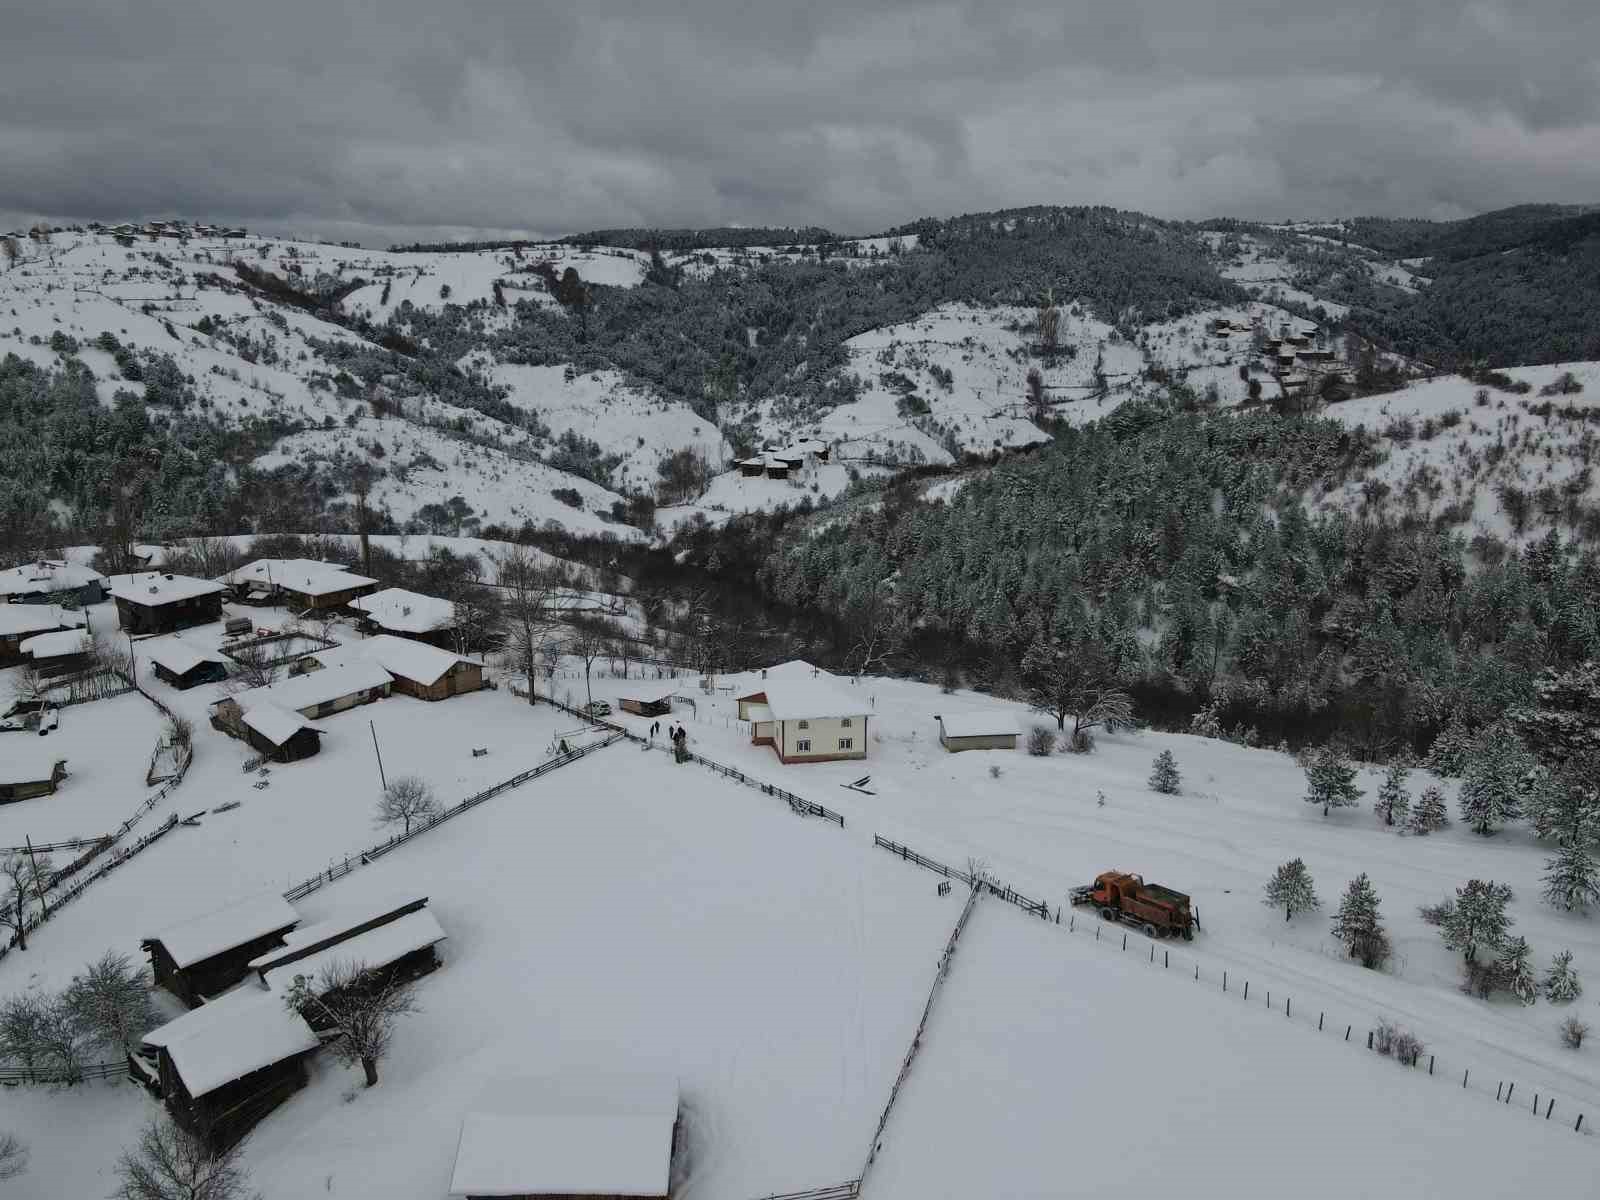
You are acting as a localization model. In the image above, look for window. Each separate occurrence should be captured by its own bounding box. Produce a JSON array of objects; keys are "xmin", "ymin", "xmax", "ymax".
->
[
  {"xmin": 838, "ymin": 737, "xmax": 853, "ymax": 750},
  {"xmin": 796, "ymin": 738, "xmax": 812, "ymax": 752},
  {"xmin": 798, "ymin": 720, "xmax": 809, "ymax": 729},
  {"xmin": 841, "ymin": 717, "xmax": 852, "ymax": 727}
]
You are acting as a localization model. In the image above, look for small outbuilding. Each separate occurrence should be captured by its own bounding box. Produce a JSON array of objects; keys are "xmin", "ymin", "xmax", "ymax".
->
[
  {"xmin": 0, "ymin": 604, "xmax": 86, "ymax": 666},
  {"xmin": 0, "ymin": 748, "xmax": 69, "ymax": 804},
  {"xmin": 239, "ymin": 703, "xmax": 324, "ymax": 763},
  {"xmin": 619, "ymin": 693, "xmax": 674, "ymax": 718},
  {"xmin": 19, "ymin": 629, "xmax": 93, "ymax": 677},
  {"xmin": 145, "ymin": 639, "xmax": 231, "ymax": 690},
  {"xmin": 246, "ymin": 894, "xmax": 433, "ymax": 981},
  {"xmin": 143, "ymin": 892, "xmax": 302, "ymax": 1008},
  {"xmin": 261, "ymin": 908, "xmax": 446, "ymax": 1016},
  {"xmin": 935, "ymin": 712, "xmax": 1020, "ymax": 753},
  {"xmin": 448, "ymin": 1075, "xmax": 680, "ymax": 1200},
  {"xmin": 108, "ymin": 572, "xmax": 225, "ymax": 635},
  {"xmin": 736, "ymin": 456, "xmax": 769, "ymax": 478},
  {"xmin": 213, "ymin": 660, "xmax": 394, "ymax": 728}
]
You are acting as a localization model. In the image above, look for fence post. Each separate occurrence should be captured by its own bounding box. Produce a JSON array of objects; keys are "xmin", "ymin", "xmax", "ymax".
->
[
  {"xmin": 1463, "ymin": 1069, "xmax": 1468, "ymax": 1088},
  {"xmin": 1121, "ymin": 933, "xmax": 1127, "ymax": 951},
  {"xmin": 1497, "ymin": 1083, "xmax": 1504, "ymax": 1102},
  {"xmin": 1576, "ymin": 1114, "xmax": 1583, "ymax": 1133},
  {"xmin": 1506, "ymin": 1083, "xmax": 1515, "ymax": 1105},
  {"xmin": 1286, "ymin": 997, "xmax": 1290, "ymax": 1018},
  {"xmin": 1546, "ymin": 1098, "xmax": 1554, "ymax": 1120},
  {"xmin": 1150, "ymin": 944, "xmax": 1154, "ymax": 963},
  {"xmin": 1428, "ymin": 1055, "xmax": 1434, "ymax": 1075},
  {"xmin": 1223, "ymin": 971, "xmax": 1227, "ymax": 992},
  {"xmin": 1164, "ymin": 950, "xmax": 1168, "ymax": 968},
  {"xmin": 1244, "ymin": 980, "xmax": 1249, "ymax": 1001},
  {"xmin": 1318, "ymin": 1012, "xmax": 1324, "ymax": 1031},
  {"xmin": 1344, "ymin": 1025, "xmax": 1350, "ymax": 1042}
]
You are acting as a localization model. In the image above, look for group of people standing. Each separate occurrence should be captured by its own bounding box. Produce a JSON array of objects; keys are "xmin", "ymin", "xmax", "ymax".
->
[{"xmin": 650, "ymin": 720, "xmax": 690, "ymax": 762}]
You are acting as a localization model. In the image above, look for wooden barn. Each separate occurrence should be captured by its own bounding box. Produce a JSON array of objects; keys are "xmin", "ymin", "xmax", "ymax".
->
[
  {"xmin": 239, "ymin": 703, "xmax": 323, "ymax": 763},
  {"xmin": 764, "ymin": 459, "xmax": 790, "ymax": 480},
  {"xmin": 737, "ymin": 456, "xmax": 768, "ymax": 478},
  {"xmin": 935, "ymin": 712, "xmax": 1020, "ymax": 753},
  {"xmin": 150, "ymin": 988, "xmax": 320, "ymax": 1150},
  {"xmin": 619, "ymin": 692, "xmax": 674, "ymax": 717},
  {"xmin": 213, "ymin": 660, "xmax": 393, "ymax": 729},
  {"xmin": 246, "ymin": 894, "xmax": 433, "ymax": 981},
  {"xmin": 262, "ymin": 908, "xmax": 446, "ymax": 1022},
  {"xmin": 143, "ymin": 892, "xmax": 301, "ymax": 1008},
  {"xmin": 145, "ymin": 639, "xmax": 231, "ymax": 690},
  {"xmin": 19, "ymin": 628, "xmax": 93, "ymax": 677},
  {"xmin": 0, "ymin": 749, "xmax": 68, "ymax": 804},
  {"xmin": 108, "ymin": 572, "xmax": 225, "ymax": 635},
  {"xmin": 220, "ymin": 559, "xmax": 379, "ymax": 611},
  {"xmin": 350, "ymin": 586, "xmax": 459, "ymax": 647},
  {"xmin": 356, "ymin": 636, "xmax": 483, "ymax": 701},
  {"xmin": 0, "ymin": 604, "xmax": 85, "ymax": 666},
  {"xmin": 448, "ymin": 1075, "xmax": 680, "ymax": 1200},
  {"xmin": 0, "ymin": 559, "xmax": 107, "ymax": 607}
]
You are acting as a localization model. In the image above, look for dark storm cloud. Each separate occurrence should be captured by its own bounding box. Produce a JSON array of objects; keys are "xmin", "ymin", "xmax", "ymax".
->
[{"xmin": 3, "ymin": 1, "xmax": 1597, "ymax": 244}]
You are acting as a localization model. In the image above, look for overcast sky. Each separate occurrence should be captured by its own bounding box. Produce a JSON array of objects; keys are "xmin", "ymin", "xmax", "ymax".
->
[{"xmin": 3, "ymin": 1, "xmax": 1597, "ymax": 245}]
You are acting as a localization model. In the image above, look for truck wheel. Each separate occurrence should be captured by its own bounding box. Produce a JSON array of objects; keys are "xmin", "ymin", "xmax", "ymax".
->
[
  {"xmin": 1142, "ymin": 923, "xmax": 1158, "ymax": 939},
  {"xmin": 1100, "ymin": 907, "xmax": 1117, "ymax": 923}
]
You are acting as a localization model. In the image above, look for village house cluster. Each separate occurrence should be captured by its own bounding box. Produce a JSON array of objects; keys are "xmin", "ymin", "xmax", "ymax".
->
[{"xmin": 735, "ymin": 438, "xmax": 830, "ymax": 481}]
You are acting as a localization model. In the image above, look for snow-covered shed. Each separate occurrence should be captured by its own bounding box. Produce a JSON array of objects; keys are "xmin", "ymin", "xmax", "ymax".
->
[
  {"xmin": 736, "ymin": 663, "xmax": 868, "ymax": 764},
  {"xmin": 260, "ymin": 908, "xmax": 446, "ymax": 1014},
  {"xmin": 153, "ymin": 986, "xmax": 320, "ymax": 1150},
  {"xmin": 239, "ymin": 703, "xmax": 323, "ymax": 763},
  {"xmin": 143, "ymin": 892, "xmax": 302, "ymax": 1008},
  {"xmin": 935, "ymin": 712, "xmax": 1020, "ymax": 753},
  {"xmin": 351, "ymin": 586, "xmax": 461, "ymax": 646},
  {"xmin": 220, "ymin": 558, "xmax": 379, "ymax": 611},
  {"xmin": 619, "ymin": 692, "xmax": 674, "ymax": 717},
  {"xmin": 0, "ymin": 559, "xmax": 107, "ymax": 606},
  {"xmin": 213, "ymin": 660, "xmax": 393, "ymax": 727},
  {"xmin": 448, "ymin": 1075, "xmax": 680, "ymax": 1200},
  {"xmin": 0, "ymin": 604, "xmax": 86, "ymax": 665},
  {"xmin": 0, "ymin": 745, "xmax": 69, "ymax": 804},
  {"xmin": 247, "ymin": 893, "xmax": 432, "ymax": 979},
  {"xmin": 108, "ymin": 572, "xmax": 225, "ymax": 635},
  {"xmin": 19, "ymin": 628, "xmax": 93, "ymax": 674},
  {"xmin": 144, "ymin": 638, "xmax": 231, "ymax": 690}
]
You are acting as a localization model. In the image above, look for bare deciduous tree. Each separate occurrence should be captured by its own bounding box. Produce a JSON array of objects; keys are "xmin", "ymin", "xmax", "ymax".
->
[
  {"xmin": 225, "ymin": 642, "xmax": 275, "ymax": 691},
  {"xmin": 113, "ymin": 1117, "xmax": 257, "ymax": 1200},
  {"xmin": 64, "ymin": 949, "xmax": 158, "ymax": 1055},
  {"xmin": 498, "ymin": 546, "xmax": 560, "ymax": 703},
  {"xmin": 1, "ymin": 851, "xmax": 52, "ymax": 952},
  {"xmin": 375, "ymin": 776, "xmax": 441, "ymax": 837},
  {"xmin": 566, "ymin": 620, "xmax": 612, "ymax": 712},
  {"xmin": 0, "ymin": 1132, "xmax": 28, "ymax": 1181},
  {"xmin": 281, "ymin": 960, "xmax": 419, "ymax": 1087}
]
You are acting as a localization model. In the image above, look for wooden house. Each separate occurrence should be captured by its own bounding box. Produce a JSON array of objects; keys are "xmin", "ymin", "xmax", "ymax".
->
[
  {"xmin": 220, "ymin": 559, "xmax": 378, "ymax": 611},
  {"xmin": 19, "ymin": 629, "xmax": 93, "ymax": 677},
  {"xmin": 350, "ymin": 587, "xmax": 459, "ymax": 647},
  {"xmin": 764, "ymin": 459, "xmax": 790, "ymax": 480},
  {"xmin": 143, "ymin": 893, "xmax": 301, "ymax": 1008},
  {"xmin": 0, "ymin": 749, "xmax": 68, "ymax": 804},
  {"xmin": 149, "ymin": 988, "xmax": 320, "ymax": 1150},
  {"xmin": 108, "ymin": 572, "xmax": 225, "ymax": 635},
  {"xmin": 0, "ymin": 559, "xmax": 107, "ymax": 607},
  {"xmin": 935, "ymin": 712, "xmax": 1020, "ymax": 753},
  {"xmin": 213, "ymin": 660, "xmax": 394, "ymax": 729},
  {"xmin": 619, "ymin": 693, "xmax": 674, "ymax": 717},
  {"xmin": 239, "ymin": 703, "xmax": 323, "ymax": 763},
  {"xmin": 735, "ymin": 663, "xmax": 868, "ymax": 764},
  {"xmin": 736, "ymin": 456, "xmax": 769, "ymax": 478},
  {"xmin": 448, "ymin": 1076, "xmax": 680, "ymax": 1200},
  {"xmin": 792, "ymin": 438, "xmax": 830, "ymax": 463},
  {"xmin": 0, "ymin": 604, "xmax": 85, "ymax": 666},
  {"xmin": 294, "ymin": 636, "xmax": 483, "ymax": 702},
  {"xmin": 145, "ymin": 639, "xmax": 231, "ymax": 690}
]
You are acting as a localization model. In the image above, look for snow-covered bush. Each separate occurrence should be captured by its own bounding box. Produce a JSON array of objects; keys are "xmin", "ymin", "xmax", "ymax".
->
[
  {"xmin": 1026, "ymin": 726, "xmax": 1056, "ymax": 757},
  {"xmin": 1561, "ymin": 1016, "xmax": 1590, "ymax": 1049},
  {"xmin": 1393, "ymin": 1029, "xmax": 1424, "ymax": 1065}
]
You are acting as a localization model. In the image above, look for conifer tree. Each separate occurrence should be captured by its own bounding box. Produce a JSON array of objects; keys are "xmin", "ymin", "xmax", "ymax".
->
[
  {"xmin": 1304, "ymin": 746, "xmax": 1362, "ymax": 817},
  {"xmin": 1374, "ymin": 762, "xmax": 1410, "ymax": 826},
  {"xmin": 1499, "ymin": 936, "xmax": 1538, "ymax": 1006},
  {"xmin": 1440, "ymin": 879, "xmax": 1513, "ymax": 963},
  {"xmin": 1544, "ymin": 949, "xmax": 1582, "ymax": 1003},
  {"xmin": 1331, "ymin": 873, "xmax": 1389, "ymax": 968},
  {"xmin": 1458, "ymin": 725, "xmax": 1533, "ymax": 835},
  {"xmin": 1263, "ymin": 858, "xmax": 1320, "ymax": 922},
  {"xmin": 1148, "ymin": 749, "xmax": 1181, "ymax": 795},
  {"xmin": 1543, "ymin": 839, "xmax": 1600, "ymax": 912},
  {"xmin": 1409, "ymin": 785, "xmax": 1449, "ymax": 834}
]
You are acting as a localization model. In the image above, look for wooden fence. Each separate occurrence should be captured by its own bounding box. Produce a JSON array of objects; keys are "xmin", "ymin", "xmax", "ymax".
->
[
  {"xmin": 528, "ymin": 689, "xmax": 848, "ymax": 829},
  {"xmin": 0, "ymin": 1058, "xmax": 125, "ymax": 1087},
  {"xmin": 749, "ymin": 1183, "xmax": 861, "ymax": 1200},
  {"xmin": 282, "ymin": 732, "xmax": 624, "ymax": 903},
  {"xmin": 873, "ymin": 835, "xmax": 1050, "ymax": 920}
]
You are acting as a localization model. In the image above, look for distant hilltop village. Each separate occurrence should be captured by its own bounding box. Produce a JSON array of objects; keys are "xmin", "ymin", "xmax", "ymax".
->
[{"xmin": 4, "ymin": 219, "xmax": 249, "ymax": 242}]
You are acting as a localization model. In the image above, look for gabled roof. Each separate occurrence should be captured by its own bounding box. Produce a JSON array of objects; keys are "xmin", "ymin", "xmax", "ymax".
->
[
  {"xmin": 261, "ymin": 909, "xmax": 446, "ymax": 994},
  {"xmin": 162, "ymin": 987, "xmax": 319, "ymax": 1099},
  {"xmin": 0, "ymin": 605, "xmax": 86, "ymax": 637},
  {"xmin": 220, "ymin": 558, "xmax": 377, "ymax": 597},
  {"xmin": 143, "ymin": 638, "xmax": 229, "ymax": 677},
  {"xmin": 226, "ymin": 660, "xmax": 393, "ymax": 715},
  {"xmin": 448, "ymin": 1075, "xmax": 678, "ymax": 1198},
  {"xmin": 107, "ymin": 572, "xmax": 225, "ymax": 606},
  {"xmin": 147, "ymin": 892, "xmax": 300, "ymax": 969},
  {"xmin": 240, "ymin": 702, "xmax": 322, "ymax": 748},
  {"xmin": 0, "ymin": 559, "xmax": 106, "ymax": 598},
  {"xmin": 350, "ymin": 587, "xmax": 456, "ymax": 633},
  {"xmin": 306, "ymin": 634, "xmax": 478, "ymax": 686},
  {"xmin": 937, "ymin": 711, "xmax": 1020, "ymax": 739},
  {"xmin": 19, "ymin": 629, "xmax": 92, "ymax": 659},
  {"xmin": 0, "ymin": 744, "xmax": 67, "ymax": 787},
  {"xmin": 737, "ymin": 665, "xmax": 866, "ymax": 722},
  {"xmin": 246, "ymin": 893, "xmax": 429, "ymax": 971}
]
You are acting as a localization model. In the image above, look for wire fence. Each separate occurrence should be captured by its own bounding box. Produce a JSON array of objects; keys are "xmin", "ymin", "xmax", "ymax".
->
[
  {"xmin": 0, "ymin": 1059, "xmax": 126, "ymax": 1087},
  {"xmin": 870, "ymin": 833, "xmax": 1595, "ymax": 1138},
  {"xmin": 282, "ymin": 731, "xmax": 624, "ymax": 903}
]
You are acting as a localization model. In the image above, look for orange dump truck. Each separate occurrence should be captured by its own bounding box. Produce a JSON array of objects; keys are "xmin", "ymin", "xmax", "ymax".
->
[{"xmin": 1069, "ymin": 871, "xmax": 1198, "ymax": 940}]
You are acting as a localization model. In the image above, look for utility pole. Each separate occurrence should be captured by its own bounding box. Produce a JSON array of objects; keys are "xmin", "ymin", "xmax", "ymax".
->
[
  {"xmin": 369, "ymin": 720, "xmax": 388, "ymax": 792},
  {"xmin": 24, "ymin": 835, "xmax": 48, "ymax": 918}
]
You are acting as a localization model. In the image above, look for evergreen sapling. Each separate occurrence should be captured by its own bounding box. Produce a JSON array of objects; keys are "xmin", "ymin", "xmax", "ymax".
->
[
  {"xmin": 1544, "ymin": 949, "xmax": 1582, "ymax": 1003},
  {"xmin": 1374, "ymin": 762, "xmax": 1410, "ymax": 827},
  {"xmin": 1148, "ymin": 749, "xmax": 1181, "ymax": 795},
  {"xmin": 1410, "ymin": 785, "xmax": 1449, "ymax": 834},
  {"xmin": 1263, "ymin": 858, "xmax": 1320, "ymax": 922},
  {"xmin": 1331, "ymin": 873, "xmax": 1389, "ymax": 968},
  {"xmin": 1304, "ymin": 746, "xmax": 1363, "ymax": 817}
]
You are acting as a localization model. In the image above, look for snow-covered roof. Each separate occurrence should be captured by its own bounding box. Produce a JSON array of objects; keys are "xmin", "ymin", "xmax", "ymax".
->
[
  {"xmin": 743, "ymin": 702, "xmax": 774, "ymax": 723},
  {"xmin": 19, "ymin": 629, "xmax": 91, "ymax": 659},
  {"xmin": 107, "ymin": 571, "xmax": 225, "ymax": 606},
  {"xmin": 246, "ymin": 894, "xmax": 429, "ymax": 970},
  {"xmin": 148, "ymin": 892, "xmax": 300, "ymax": 969},
  {"xmin": 0, "ymin": 605, "xmax": 85, "ymax": 637},
  {"xmin": 0, "ymin": 559, "xmax": 105, "ymax": 598},
  {"xmin": 350, "ymin": 587, "xmax": 456, "ymax": 633},
  {"xmin": 227, "ymin": 660, "xmax": 394, "ymax": 716},
  {"xmin": 0, "ymin": 744, "xmax": 66, "ymax": 786},
  {"xmin": 358, "ymin": 634, "xmax": 478, "ymax": 686},
  {"xmin": 937, "ymin": 712, "xmax": 1020, "ymax": 740},
  {"xmin": 261, "ymin": 909, "xmax": 446, "ymax": 993},
  {"xmin": 221, "ymin": 558, "xmax": 377, "ymax": 597},
  {"xmin": 143, "ymin": 638, "xmax": 229, "ymax": 677},
  {"xmin": 448, "ymin": 1075, "xmax": 678, "ymax": 1198},
  {"xmin": 739, "ymin": 665, "xmax": 866, "ymax": 722},
  {"xmin": 240, "ymin": 702, "xmax": 322, "ymax": 748},
  {"xmin": 162, "ymin": 987, "xmax": 319, "ymax": 1099},
  {"xmin": 141, "ymin": 983, "xmax": 259, "ymax": 1051}
]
